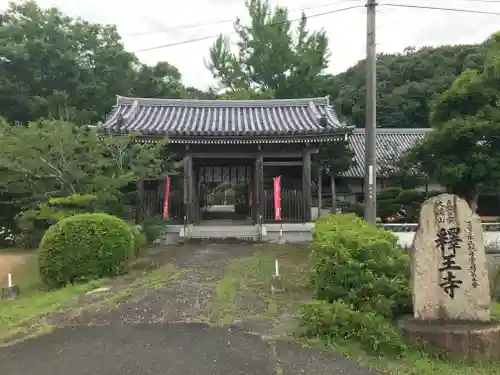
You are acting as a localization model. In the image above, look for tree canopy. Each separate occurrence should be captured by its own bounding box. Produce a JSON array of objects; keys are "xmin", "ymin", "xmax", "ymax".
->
[
  {"xmin": 406, "ymin": 32, "xmax": 500, "ymax": 211},
  {"xmin": 328, "ymin": 44, "xmax": 487, "ymax": 128},
  {"xmin": 0, "ymin": 0, "xmax": 495, "ymax": 129},
  {"xmin": 0, "ymin": 1, "xmax": 190, "ymax": 125},
  {"xmin": 207, "ymin": 0, "xmax": 329, "ymax": 98},
  {"xmin": 0, "ymin": 0, "xmax": 499, "ymax": 231}
]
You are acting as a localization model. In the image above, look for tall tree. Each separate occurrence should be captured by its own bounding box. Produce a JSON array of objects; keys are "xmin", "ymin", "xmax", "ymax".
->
[
  {"xmin": 0, "ymin": 119, "xmax": 170, "ymax": 215},
  {"xmin": 131, "ymin": 62, "xmax": 186, "ymax": 99},
  {"xmin": 316, "ymin": 138, "xmax": 355, "ymax": 212},
  {"xmin": 218, "ymin": 88, "xmax": 275, "ymax": 100},
  {"xmin": 207, "ymin": 0, "xmax": 329, "ymax": 98},
  {"xmin": 0, "ymin": 1, "xmax": 188, "ymax": 124},
  {"xmin": 406, "ymin": 32, "xmax": 500, "ymax": 212},
  {"xmin": 407, "ymin": 117, "xmax": 500, "ymax": 212}
]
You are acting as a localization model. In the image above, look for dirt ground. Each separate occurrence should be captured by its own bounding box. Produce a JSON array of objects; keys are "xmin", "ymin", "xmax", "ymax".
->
[
  {"xmin": 0, "ymin": 243, "xmax": 384, "ymax": 375},
  {"xmin": 0, "ymin": 254, "xmax": 28, "ymax": 284}
]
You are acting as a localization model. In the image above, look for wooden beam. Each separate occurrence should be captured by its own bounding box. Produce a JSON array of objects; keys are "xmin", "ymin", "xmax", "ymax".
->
[
  {"xmin": 262, "ymin": 160, "xmax": 302, "ymax": 167},
  {"xmin": 190, "ymin": 152, "xmax": 309, "ymax": 159}
]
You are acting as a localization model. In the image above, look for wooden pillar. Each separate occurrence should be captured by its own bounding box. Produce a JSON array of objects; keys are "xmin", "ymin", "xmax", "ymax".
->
[
  {"xmin": 317, "ymin": 166, "xmax": 322, "ymax": 216},
  {"xmin": 183, "ymin": 153, "xmax": 193, "ymax": 223},
  {"xmin": 255, "ymin": 147, "xmax": 264, "ymax": 223},
  {"xmin": 303, "ymin": 148, "xmax": 312, "ymax": 222},
  {"xmin": 252, "ymin": 161, "xmax": 258, "ymax": 222},
  {"xmin": 258, "ymin": 155, "xmax": 264, "ymax": 222},
  {"xmin": 193, "ymin": 166, "xmax": 199, "ymax": 223},
  {"xmin": 135, "ymin": 179, "xmax": 144, "ymax": 224}
]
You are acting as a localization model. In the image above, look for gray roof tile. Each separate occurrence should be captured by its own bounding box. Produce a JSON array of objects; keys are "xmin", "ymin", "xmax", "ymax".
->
[
  {"xmin": 343, "ymin": 128, "xmax": 432, "ymax": 178},
  {"xmin": 102, "ymin": 96, "xmax": 345, "ymax": 138}
]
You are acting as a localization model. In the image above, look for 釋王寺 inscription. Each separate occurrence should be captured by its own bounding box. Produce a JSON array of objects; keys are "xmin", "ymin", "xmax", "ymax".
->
[
  {"xmin": 435, "ymin": 199, "xmax": 463, "ymax": 299},
  {"xmin": 436, "ymin": 227, "xmax": 463, "ymax": 299}
]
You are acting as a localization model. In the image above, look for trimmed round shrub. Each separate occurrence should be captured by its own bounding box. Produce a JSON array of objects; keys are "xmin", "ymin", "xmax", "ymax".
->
[
  {"xmin": 310, "ymin": 213, "xmax": 412, "ymax": 318},
  {"xmin": 130, "ymin": 225, "xmax": 146, "ymax": 257},
  {"xmin": 38, "ymin": 213, "xmax": 135, "ymax": 288}
]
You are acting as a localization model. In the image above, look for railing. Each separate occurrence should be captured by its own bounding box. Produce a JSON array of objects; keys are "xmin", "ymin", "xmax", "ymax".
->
[
  {"xmin": 379, "ymin": 222, "xmax": 500, "ymax": 232},
  {"xmin": 142, "ymin": 189, "xmax": 185, "ymax": 223},
  {"xmin": 263, "ymin": 189, "xmax": 305, "ymax": 222}
]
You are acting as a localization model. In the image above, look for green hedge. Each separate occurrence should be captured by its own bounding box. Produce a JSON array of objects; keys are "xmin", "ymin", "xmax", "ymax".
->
[
  {"xmin": 38, "ymin": 213, "xmax": 135, "ymax": 288},
  {"xmin": 130, "ymin": 225, "xmax": 146, "ymax": 257},
  {"xmin": 299, "ymin": 300, "xmax": 407, "ymax": 356},
  {"xmin": 310, "ymin": 214, "xmax": 411, "ymax": 318}
]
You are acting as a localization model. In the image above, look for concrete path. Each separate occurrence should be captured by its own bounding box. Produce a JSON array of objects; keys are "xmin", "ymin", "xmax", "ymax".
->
[{"xmin": 0, "ymin": 243, "xmax": 385, "ymax": 375}]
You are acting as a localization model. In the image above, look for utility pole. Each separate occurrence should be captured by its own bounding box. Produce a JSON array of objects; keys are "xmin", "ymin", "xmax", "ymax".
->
[{"xmin": 364, "ymin": 0, "xmax": 377, "ymax": 224}]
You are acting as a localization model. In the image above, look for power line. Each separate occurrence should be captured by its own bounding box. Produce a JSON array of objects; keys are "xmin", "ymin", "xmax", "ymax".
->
[
  {"xmin": 131, "ymin": 5, "xmax": 363, "ymax": 53},
  {"xmin": 405, "ymin": 0, "xmax": 500, "ymax": 3},
  {"xmin": 380, "ymin": 3, "xmax": 500, "ymax": 15},
  {"xmin": 125, "ymin": 0, "xmax": 361, "ymax": 38},
  {"xmin": 456, "ymin": 0, "xmax": 500, "ymax": 3}
]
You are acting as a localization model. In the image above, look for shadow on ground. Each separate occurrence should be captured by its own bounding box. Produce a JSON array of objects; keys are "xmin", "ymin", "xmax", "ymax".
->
[{"xmin": 0, "ymin": 243, "xmax": 385, "ymax": 375}]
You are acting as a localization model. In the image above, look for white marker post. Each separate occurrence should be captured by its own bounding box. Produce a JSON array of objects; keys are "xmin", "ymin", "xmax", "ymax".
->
[
  {"xmin": 2, "ymin": 272, "xmax": 20, "ymax": 300},
  {"xmin": 277, "ymin": 223, "xmax": 285, "ymax": 244},
  {"xmin": 271, "ymin": 259, "xmax": 284, "ymax": 293}
]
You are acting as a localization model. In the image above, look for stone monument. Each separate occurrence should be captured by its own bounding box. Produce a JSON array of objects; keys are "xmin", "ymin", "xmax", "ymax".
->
[{"xmin": 400, "ymin": 193, "xmax": 500, "ymax": 361}]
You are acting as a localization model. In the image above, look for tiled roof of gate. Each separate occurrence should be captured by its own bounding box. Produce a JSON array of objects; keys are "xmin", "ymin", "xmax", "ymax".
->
[
  {"xmin": 343, "ymin": 128, "xmax": 432, "ymax": 178},
  {"xmin": 102, "ymin": 96, "xmax": 345, "ymax": 139}
]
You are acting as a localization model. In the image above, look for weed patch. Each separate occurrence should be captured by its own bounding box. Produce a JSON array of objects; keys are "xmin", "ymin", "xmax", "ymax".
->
[{"xmin": 212, "ymin": 244, "xmax": 310, "ymax": 332}]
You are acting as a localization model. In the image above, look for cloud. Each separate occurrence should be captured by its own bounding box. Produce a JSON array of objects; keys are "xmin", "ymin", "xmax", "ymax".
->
[{"xmin": 1, "ymin": 0, "xmax": 499, "ymax": 89}]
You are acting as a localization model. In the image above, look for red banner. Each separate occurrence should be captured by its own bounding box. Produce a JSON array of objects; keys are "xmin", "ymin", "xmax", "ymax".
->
[
  {"xmin": 163, "ymin": 176, "xmax": 171, "ymax": 220},
  {"xmin": 249, "ymin": 183, "xmax": 252, "ymax": 207},
  {"xmin": 273, "ymin": 176, "xmax": 281, "ymax": 220}
]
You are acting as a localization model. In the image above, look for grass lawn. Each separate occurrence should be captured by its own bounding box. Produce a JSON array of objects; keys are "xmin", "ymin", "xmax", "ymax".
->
[
  {"xmin": 0, "ymin": 247, "xmax": 180, "ymax": 344},
  {"xmin": 214, "ymin": 243, "xmax": 500, "ymax": 375},
  {"xmin": 0, "ymin": 250, "xmax": 108, "ymax": 342}
]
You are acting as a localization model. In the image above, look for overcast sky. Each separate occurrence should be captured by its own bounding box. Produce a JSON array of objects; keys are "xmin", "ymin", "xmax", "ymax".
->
[{"xmin": 2, "ymin": 0, "xmax": 500, "ymax": 89}]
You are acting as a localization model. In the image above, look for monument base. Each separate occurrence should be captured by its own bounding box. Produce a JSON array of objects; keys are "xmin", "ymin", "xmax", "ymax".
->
[
  {"xmin": 399, "ymin": 316, "xmax": 500, "ymax": 361},
  {"xmin": 1, "ymin": 284, "xmax": 20, "ymax": 300}
]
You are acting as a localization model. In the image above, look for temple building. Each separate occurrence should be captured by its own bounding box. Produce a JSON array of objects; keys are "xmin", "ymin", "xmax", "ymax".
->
[{"xmin": 100, "ymin": 95, "xmax": 435, "ymax": 224}]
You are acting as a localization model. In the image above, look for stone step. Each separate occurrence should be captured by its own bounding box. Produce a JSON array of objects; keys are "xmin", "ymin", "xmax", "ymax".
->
[{"xmin": 180, "ymin": 225, "xmax": 263, "ymax": 241}]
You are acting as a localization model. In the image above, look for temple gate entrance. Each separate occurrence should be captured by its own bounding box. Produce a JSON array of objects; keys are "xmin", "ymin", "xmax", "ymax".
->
[{"xmin": 194, "ymin": 161, "xmax": 253, "ymax": 223}]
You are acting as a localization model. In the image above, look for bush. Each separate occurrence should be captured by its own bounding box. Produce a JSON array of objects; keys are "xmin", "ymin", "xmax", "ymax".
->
[
  {"xmin": 38, "ymin": 213, "xmax": 135, "ymax": 288},
  {"xmin": 140, "ymin": 216, "xmax": 167, "ymax": 243},
  {"xmin": 130, "ymin": 225, "xmax": 147, "ymax": 257},
  {"xmin": 299, "ymin": 300, "xmax": 407, "ymax": 356},
  {"xmin": 342, "ymin": 202, "xmax": 364, "ymax": 217},
  {"xmin": 310, "ymin": 214, "xmax": 411, "ymax": 318},
  {"xmin": 16, "ymin": 194, "xmax": 101, "ymax": 248}
]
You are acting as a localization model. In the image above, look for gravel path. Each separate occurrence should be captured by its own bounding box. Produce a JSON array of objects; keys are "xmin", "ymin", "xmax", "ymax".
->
[{"xmin": 0, "ymin": 243, "xmax": 386, "ymax": 375}]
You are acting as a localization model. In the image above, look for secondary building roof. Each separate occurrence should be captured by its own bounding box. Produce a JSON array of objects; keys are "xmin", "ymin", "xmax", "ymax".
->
[
  {"xmin": 101, "ymin": 95, "xmax": 348, "ymax": 143},
  {"xmin": 344, "ymin": 128, "xmax": 431, "ymax": 178}
]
